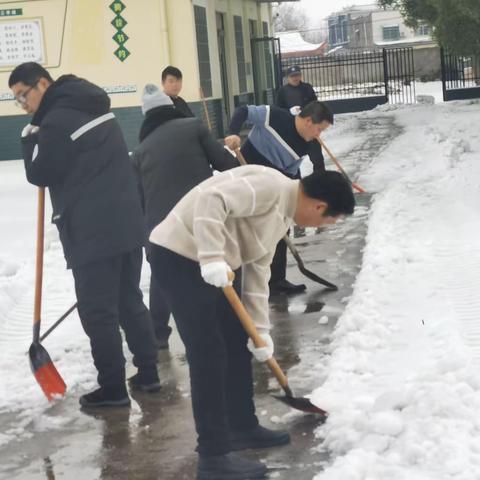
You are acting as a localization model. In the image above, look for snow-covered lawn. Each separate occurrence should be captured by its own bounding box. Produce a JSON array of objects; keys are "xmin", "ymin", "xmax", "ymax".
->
[{"xmin": 311, "ymin": 99, "xmax": 480, "ymax": 479}]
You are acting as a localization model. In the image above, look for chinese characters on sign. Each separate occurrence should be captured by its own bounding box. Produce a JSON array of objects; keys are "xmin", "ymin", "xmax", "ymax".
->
[
  {"xmin": 0, "ymin": 9, "xmax": 23, "ymax": 17},
  {"xmin": 0, "ymin": 21, "xmax": 44, "ymax": 67},
  {"xmin": 110, "ymin": 1, "xmax": 130, "ymax": 62}
]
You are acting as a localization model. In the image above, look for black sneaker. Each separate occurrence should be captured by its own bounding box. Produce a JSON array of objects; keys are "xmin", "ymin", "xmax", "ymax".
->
[
  {"xmin": 197, "ymin": 452, "xmax": 267, "ymax": 480},
  {"xmin": 79, "ymin": 387, "xmax": 130, "ymax": 408},
  {"xmin": 128, "ymin": 368, "xmax": 161, "ymax": 393},
  {"xmin": 269, "ymin": 279, "xmax": 306, "ymax": 295},
  {"xmin": 230, "ymin": 425, "xmax": 291, "ymax": 451}
]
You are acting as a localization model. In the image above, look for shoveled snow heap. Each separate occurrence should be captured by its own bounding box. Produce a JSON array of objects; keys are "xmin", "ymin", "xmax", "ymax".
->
[{"xmin": 311, "ymin": 99, "xmax": 480, "ymax": 480}]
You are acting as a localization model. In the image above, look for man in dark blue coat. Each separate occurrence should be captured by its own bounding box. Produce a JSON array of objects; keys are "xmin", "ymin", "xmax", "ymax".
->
[{"xmin": 9, "ymin": 62, "xmax": 159, "ymax": 408}]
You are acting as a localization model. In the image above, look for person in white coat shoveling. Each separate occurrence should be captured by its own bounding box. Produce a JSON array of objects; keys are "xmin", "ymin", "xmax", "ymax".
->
[{"xmin": 148, "ymin": 164, "xmax": 355, "ymax": 480}]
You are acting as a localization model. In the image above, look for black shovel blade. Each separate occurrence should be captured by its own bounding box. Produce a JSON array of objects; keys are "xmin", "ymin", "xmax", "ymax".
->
[
  {"xmin": 298, "ymin": 265, "xmax": 338, "ymax": 290},
  {"xmin": 272, "ymin": 394, "xmax": 328, "ymax": 417},
  {"xmin": 29, "ymin": 342, "xmax": 66, "ymax": 401}
]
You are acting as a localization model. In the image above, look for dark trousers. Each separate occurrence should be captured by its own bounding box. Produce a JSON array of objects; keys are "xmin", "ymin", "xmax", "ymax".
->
[
  {"xmin": 270, "ymin": 236, "xmax": 288, "ymax": 284},
  {"xmin": 150, "ymin": 244, "xmax": 258, "ymax": 456},
  {"xmin": 72, "ymin": 248, "xmax": 158, "ymax": 389},
  {"xmin": 149, "ymin": 271, "xmax": 172, "ymax": 341}
]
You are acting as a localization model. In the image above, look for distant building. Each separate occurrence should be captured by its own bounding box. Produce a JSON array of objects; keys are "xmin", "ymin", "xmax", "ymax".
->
[
  {"xmin": 326, "ymin": 5, "xmax": 440, "ymax": 80},
  {"xmin": 327, "ymin": 5, "xmax": 434, "ymax": 51}
]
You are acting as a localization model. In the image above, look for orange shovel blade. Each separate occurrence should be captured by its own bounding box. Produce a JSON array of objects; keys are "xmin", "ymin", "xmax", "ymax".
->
[{"xmin": 29, "ymin": 343, "xmax": 66, "ymax": 401}]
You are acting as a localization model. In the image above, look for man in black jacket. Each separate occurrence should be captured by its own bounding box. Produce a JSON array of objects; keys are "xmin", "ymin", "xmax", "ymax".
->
[
  {"xmin": 225, "ymin": 101, "xmax": 333, "ymax": 295},
  {"xmin": 276, "ymin": 65, "xmax": 317, "ymax": 110},
  {"xmin": 161, "ymin": 65, "xmax": 195, "ymax": 118},
  {"xmin": 132, "ymin": 84, "xmax": 238, "ymax": 348},
  {"xmin": 9, "ymin": 62, "xmax": 159, "ymax": 408}
]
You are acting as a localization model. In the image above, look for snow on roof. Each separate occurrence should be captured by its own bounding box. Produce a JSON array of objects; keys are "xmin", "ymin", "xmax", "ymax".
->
[{"xmin": 277, "ymin": 31, "xmax": 325, "ymax": 53}]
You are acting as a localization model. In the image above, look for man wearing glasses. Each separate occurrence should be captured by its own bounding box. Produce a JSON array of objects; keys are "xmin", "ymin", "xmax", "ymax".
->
[{"xmin": 9, "ymin": 62, "xmax": 160, "ymax": 408}]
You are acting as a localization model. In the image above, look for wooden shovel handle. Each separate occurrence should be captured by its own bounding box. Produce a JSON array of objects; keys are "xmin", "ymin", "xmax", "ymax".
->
[
  {"xmin": 234, "ymin": 147, "xmax": 247, "ymax": 166},
  {"xmin": 33, "ymin": 187, "xmax": 45, "ymax": 341},
  {"xmin": 222, "ymin": 283, "xmax": 289, "ymax": 390},
  {"xmin": 317, "ymin": 137, "xmax": 366, "ymax": 193},
  {"xmin": 199, "ymin": 87, "xmax": 213, "ymax": 132}
]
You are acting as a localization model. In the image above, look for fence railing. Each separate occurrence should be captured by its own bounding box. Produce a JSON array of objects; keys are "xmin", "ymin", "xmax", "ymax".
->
[
  {"xmin": 280, "ymin": 47, "xmax": 416, "ymax": 108},
  {"xmin": 441, "ymin": 48, "xmax": 480, "ymax": 101}
]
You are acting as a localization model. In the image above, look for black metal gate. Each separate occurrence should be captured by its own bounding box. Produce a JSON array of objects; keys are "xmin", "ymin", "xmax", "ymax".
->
[
  {"xmin": 441, "ymin": 48, "xmax": 480, "ymax": 101},
  {"xmin": 250, "ymin": 37, "xmax": 282, "ymax": 105},
  {"xmin": 279, "ymin": 48, "xmax": 416, "ymax": 114}
]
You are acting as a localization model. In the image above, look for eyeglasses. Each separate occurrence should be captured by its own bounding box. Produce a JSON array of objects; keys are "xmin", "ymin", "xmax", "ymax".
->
[{"xmin": 14, "ymin": 80, "xmax": 39, "ymax": 108}]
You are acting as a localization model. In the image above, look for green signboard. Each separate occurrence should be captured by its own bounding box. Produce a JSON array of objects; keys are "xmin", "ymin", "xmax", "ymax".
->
[
  {"xmin": 0, "ymin": 8, "xmax": 23, "ymax": 17},
  {"xmin": 110, "ymin": 1, "xmax": 129, "ymax": 62}
]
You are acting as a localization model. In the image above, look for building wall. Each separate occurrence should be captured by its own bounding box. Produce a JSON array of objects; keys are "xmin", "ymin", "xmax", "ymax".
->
[
  {"xmin": 372, "ymin": 10, "xmax": 419, "ymax": 44},
  {"xmin": 0, "ymin": 0, "xmax": 272, "ymax": 160}
]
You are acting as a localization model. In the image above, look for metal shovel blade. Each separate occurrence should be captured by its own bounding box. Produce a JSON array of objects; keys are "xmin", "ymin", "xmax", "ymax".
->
[
  {"xmin": 272, "ymin": 393, "xmax": 328, "ymax": 417},
  {"xmin": 29, "ymin": 342, "xmax": 66, "ymax": 401}
]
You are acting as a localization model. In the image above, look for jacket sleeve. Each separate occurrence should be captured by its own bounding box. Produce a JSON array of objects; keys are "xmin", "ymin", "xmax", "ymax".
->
[
  {"xmin": 198, "ymin": 122, "xmax": 239, "ymax": 171},
  {"xmin": 129, "ymin": 151, "xmax": 146, "ymax": 212},
  {"xmin": 307, "ymin": 83, "xmax": 317, "ymax": 103},
  {"xmin": 228, "ymin": 105, "xmax": 249, "ymax": 135},
  {"xmin": 21, "ymin": 120, "xmax": 74, "ymax": 187},
  {"xmin": 242, "ymin": 258, "xmax": 273, "ymax": 331},
  {"xmin": 308, "ymin": 140, "xmax": 325, "ymax": 172}
]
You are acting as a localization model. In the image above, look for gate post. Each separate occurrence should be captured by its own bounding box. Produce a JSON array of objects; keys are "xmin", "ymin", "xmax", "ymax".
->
[
  {"xmin": 440, "ymin": 47, "xmax": 447, "ymax": 102},
  {"xmin": 382, "ymin": 48, "xmax": 389, "ymax": 103}
]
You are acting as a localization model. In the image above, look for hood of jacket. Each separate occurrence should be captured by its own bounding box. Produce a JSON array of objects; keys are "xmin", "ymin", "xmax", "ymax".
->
[
  {"xmin": 138, "ymin": 105, "xmax": 186, "ymax": 142},
  {"xmin": 32, "ymin": 75, "xmax": 110, "ymax": 125}
]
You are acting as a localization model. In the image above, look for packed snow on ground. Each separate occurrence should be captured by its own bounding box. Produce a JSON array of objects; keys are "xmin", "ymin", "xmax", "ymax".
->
[{"xmin": 310, "ymin": 98, "xmax": 480, "ymax": 480}]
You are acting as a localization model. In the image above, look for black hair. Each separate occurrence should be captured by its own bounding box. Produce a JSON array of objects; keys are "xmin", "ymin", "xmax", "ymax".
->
[
  {"xmin": 301, "ymin": 170, "xmax": 355, "ymax": 216},
  {"xmin": 161, "ymin": 66, "xmax": 183, "ymax": 82},
  {"xmin": 299, "ymin": 101, "xmax": 334, "ymax": 125},
  {"xmin": 8, "ymin": 62, "xmax": 54, "ymax": 87}
]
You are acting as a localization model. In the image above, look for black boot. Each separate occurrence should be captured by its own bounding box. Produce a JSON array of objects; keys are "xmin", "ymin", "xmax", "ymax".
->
[
  {"xmin": 128, "ymin": 368, "xmax": 161, "ymax": 393},
  {"xmin": 230, "ymin": 425, "xmax": 290, "ymax": 451},
  {"xmin": 197, "ymin": 452, "xmax": 267, "ymax": 480},
  {"xmin": 79, "ymin": 386, "xmax": 130, "ymax": 408},
  {"xmin": 269, "ymin": 279, "xmax": 306, "ymax": 295}
]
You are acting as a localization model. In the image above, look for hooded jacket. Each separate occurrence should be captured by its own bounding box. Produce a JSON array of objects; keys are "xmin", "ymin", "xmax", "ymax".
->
[
  {"xmin": 131, "ymin": 105, "xmax": 239, "ymax": 234},
  {"xmin": 21, "ymin": 75, "xmax": 145, "ymax": 268}
]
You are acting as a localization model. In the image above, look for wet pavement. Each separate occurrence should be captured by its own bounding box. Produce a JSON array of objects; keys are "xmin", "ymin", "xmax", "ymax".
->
[{"xmin": 0, "ymin": 115, "xmax": 401, "ymax": 480}]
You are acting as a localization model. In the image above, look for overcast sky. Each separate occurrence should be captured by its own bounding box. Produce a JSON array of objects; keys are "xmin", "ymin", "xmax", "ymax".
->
[{"xmin": 299, "ymin": 0, "xmax": 379, "ymax": 23}]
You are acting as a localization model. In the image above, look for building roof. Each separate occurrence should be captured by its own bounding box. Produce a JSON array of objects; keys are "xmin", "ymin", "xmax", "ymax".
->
[{"xmin": 277, "ymin": 31, "xmax": 326, "ymax": 54}]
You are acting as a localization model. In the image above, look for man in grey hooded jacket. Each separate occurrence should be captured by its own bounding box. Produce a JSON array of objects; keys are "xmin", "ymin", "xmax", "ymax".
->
[{"xmin": 131, "ymin": 85, "xmax": 238, "ymax": 348}]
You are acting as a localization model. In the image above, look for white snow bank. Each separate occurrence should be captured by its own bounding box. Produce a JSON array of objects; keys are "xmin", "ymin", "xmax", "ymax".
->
[{"xmin": 312, "ymin": 99, "xmax": 480, "ymax": 480}]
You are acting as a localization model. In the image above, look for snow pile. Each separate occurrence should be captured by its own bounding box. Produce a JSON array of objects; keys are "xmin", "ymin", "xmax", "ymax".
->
[{"xmin": 312, "ymin": 100, "xmax": 480, "ymax": 480}]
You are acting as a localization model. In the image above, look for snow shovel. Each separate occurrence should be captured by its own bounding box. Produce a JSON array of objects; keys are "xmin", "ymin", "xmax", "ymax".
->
[
  {"xmin": 223, "ymin": 279, "xmax": 328, "ymax": 417},
  {"xmin": 317, "ymin": 137, "xmax": 366, "ymax": 194},
  {"xmin": 29, "ymin": 187, "xmax": 67, "ymax": 401},
  {"xmin": 234, "ymin": 147, "xmax": 337, "ymax": 291}
]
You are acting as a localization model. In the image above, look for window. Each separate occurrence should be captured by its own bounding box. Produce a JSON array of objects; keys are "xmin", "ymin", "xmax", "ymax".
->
[
  {"xmin": 415, "ymin": 23, "xmax": 431, "ymax": 36},
  {"xmin": 383, "ymin": 26, "xmax": 400, "ymax": 41},
  {"xmin": 262, "ymin": 21, "xmax": 274, "ymax": 89},
  {"xmin": 234, "ymin": 16, "xmax": 247, "ymax": 93},
  {"xmin": 328, "ymin": 15, "xmax": 348, "ymax": 45},
  {"xmin": 194, "ymin": 6, "xmax": 212, "ymax": 97},
  {"xmin": 249, "ymin": 19, "xmax": 257, "ymax": 39}
]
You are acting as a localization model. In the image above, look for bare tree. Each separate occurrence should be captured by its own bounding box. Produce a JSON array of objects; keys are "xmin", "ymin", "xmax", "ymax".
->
[{"xmin": 273, "ymin": 3, "xmax": 308, "ymax": 32}]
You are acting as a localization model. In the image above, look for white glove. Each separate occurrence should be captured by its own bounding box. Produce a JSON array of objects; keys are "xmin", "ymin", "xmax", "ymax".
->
[
  {"xmin": 21, "ymin": 124, "xmax": 39, "ymax": 138},
  {"xmin": 200, "ymin": 261, "xmax": 232, "ymax": 288},
  {"xmin": 289, "ymin": 106, "xmax": 302, "ymax": 116},
  {"xmin": 247, "ymin": 332, "xmax": 274, "ymax": 362}
]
